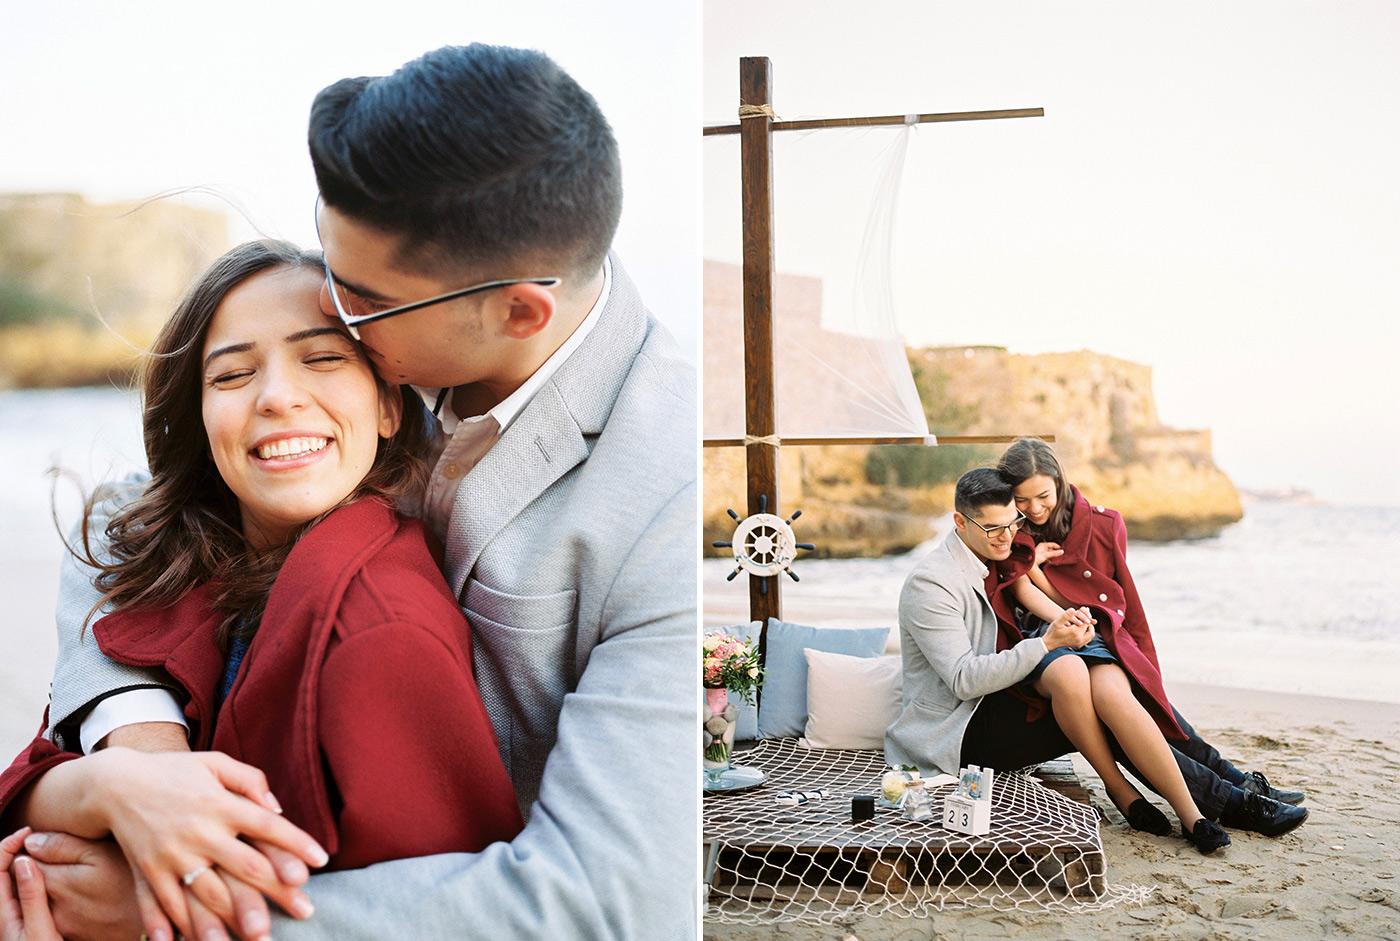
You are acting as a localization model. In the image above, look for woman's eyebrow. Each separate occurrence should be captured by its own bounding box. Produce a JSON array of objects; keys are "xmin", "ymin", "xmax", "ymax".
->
[
  {"xmin": 204, "ymin": 327, "xmax": 352, "ymax": 370},
  {"xmin": 287, "ymin": 326, "xmax": 354, "ymax": 343},
  {"xmin": 203, "ymin": 342, "xmax": 253, "ymax": 370}
]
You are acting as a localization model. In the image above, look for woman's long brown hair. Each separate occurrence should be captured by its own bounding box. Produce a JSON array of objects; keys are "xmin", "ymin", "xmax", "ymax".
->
[
  {"xmin": 76, "ymin": 239, "xmax": 430, "ymax": 650},
  {"xmin": 995, "ymin": 437, "xmax": 1076, "ymax": 544}
]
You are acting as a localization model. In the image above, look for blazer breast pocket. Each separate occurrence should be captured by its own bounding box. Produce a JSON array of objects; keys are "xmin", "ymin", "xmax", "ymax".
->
[
  {"xmin": 462, "ymin": 580, "xmax": 580, "ymax": 788},
  {"xmin": 462, "ymin": 579, "xmax": 578, "ymax": 634}
]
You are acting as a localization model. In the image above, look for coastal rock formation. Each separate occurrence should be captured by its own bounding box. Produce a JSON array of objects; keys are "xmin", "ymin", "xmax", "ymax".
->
[
  {"xmin": 0, "ymin": 193, "xmax": 227, "ymax": 387},
  {"xmin": 913, "ymin": 346, "xmax": 1243, "ymax": 542},
  {"xmin": 704, "ymin": 345, "xmax": 1243, "ymax": 555}
]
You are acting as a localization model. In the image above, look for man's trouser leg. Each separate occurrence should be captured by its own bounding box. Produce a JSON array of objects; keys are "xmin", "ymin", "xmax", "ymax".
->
[
  {"xmin": 959, "ymin": 689, "xmax": 1073, "ymax": 771},
  {"xmin": 1168, "ymin": 706, "xmax": 1248, "ymax": 788}
]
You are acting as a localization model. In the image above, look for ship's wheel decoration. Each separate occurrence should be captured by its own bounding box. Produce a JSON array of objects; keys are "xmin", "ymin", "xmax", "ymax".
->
[{"xmin": 713, "ymin": 495, "xmax": 816, "ymax": 595}]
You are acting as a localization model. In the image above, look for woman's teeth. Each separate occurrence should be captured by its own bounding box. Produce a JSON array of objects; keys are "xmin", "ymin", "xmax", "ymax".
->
[{"xmin": 256, "ymin": 436, "xmax": 329, "ymax": 460}]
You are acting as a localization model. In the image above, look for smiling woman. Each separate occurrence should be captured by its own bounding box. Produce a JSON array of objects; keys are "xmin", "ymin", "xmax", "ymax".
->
[
  {"xmin": 199, "ymin": 266, "xmax": 400, "ymax": 549},
  {"xmin": 0, "ymin": 240, "xmax": 524, "ymax": 941}
]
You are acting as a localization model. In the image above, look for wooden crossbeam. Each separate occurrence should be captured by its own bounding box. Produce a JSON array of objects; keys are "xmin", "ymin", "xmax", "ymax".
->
[
  {"xmin": 703, "ymin": 107, "xmax": 1044, "ymax": 136},
  {"xmin": 704, "ymin": 435, "xmax": 1056, "ymax": 448}
]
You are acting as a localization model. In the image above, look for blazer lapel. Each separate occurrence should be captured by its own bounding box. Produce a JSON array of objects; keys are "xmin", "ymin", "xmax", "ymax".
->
[
  {"xmin": 444, "ymin": 381, "xmax": 589, "ymax": 599},
  {"xmin": 441, "ymin": 255, "xmax": 649, "ymax": 599}
]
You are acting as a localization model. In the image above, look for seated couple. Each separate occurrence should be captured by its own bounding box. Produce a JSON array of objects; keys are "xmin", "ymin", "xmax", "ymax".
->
[
  {"xmin": 0, "ymin": 44, "xmax": 695, "ymax": 941},
  {"xmin": 886, "ymin": 444, "xmax": 1307, "ymax": 855}
]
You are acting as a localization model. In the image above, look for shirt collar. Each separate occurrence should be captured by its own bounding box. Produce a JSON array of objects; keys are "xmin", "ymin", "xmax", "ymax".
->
[
  {"xmin": 947, "ymin": 528, "xmax": 990, "ymax": 582},
  {"xmin": 418, "ymin": 255, "xmax": 612, "ymax": 435}
]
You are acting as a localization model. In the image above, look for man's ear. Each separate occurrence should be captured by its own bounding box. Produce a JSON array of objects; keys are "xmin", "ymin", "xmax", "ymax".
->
[
  {"xmin": 951, "ymin": 511, "xmax": 966, "ymax": 533},
  {"xmin": 378, "ymin": 383, "xmax": 404, "ymax": 439},
  {"xmin": 495, "ymin": 282, "xmax": 556, "ymax": 340}
]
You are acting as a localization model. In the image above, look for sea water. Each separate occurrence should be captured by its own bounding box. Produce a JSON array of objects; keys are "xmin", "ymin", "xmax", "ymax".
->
[
  {"xmin": 704, "ymin": 488, "xmax": 1400, "ymax": 702},
  {"xmin": 0, "ymin": 386, "xmax": 147, "ymax": 565},
  {"xmin": 707, "ymin": 505, "xmax": 1400, "ymax": 642}
]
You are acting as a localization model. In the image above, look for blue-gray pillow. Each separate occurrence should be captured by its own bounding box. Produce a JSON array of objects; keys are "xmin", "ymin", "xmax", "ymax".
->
[{"xmin": 756, "ymin": 619, "xmax": 890, "ymax": 739}]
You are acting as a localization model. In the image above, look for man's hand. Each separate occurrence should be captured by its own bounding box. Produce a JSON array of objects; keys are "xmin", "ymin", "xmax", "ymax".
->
[
  {"xmin": 0, "ymin": 829, "xmax": 62, "ymax": 941},
  {"xmin": 1043, "ymin": 606, "xmax": 1096, "ymax": 651},
  {"xmin": 16, "ymin": 831, "xmax": 144, "ymax": 941}
]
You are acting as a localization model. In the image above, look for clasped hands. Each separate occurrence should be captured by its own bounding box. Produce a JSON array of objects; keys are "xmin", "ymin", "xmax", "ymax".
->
[
  {"xmin": 1043, "ymin": 605, "xmax": 1097, "ymax": 651},
  {"xmin": 1, "ymin": 747, "xmax": 325, "ymax": 941}
]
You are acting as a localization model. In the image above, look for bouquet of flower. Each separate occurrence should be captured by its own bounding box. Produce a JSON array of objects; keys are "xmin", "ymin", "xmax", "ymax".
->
[
  {"xmin": 702, "ymin": 631, "xmax": 765, "ymax": 776},
  {"xmin": 701, "ymin": 631, "xmax": 763, "ymax": 704}
]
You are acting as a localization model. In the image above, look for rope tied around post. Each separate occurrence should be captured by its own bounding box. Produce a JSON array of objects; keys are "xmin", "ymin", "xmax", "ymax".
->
[{"xmin": 738, "ymin": 103, "xmax": 780, "ymax": 121}]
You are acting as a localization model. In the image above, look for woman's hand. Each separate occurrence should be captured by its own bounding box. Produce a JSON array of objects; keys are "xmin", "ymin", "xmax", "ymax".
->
[
  {"xmin": 1032, "ymin": 541, "xmax": 1063, "ymax": 567},
  {"xmin": 0, "ymin": 828, "xmax": 62, "ymax": 941},
  {"xmin": 1043, "ymin": 606, "xmax": 1096, "ymax": 651},
  {"xmin": 81, "ymin": 748, "xmax": 326, "ymax": 939}
]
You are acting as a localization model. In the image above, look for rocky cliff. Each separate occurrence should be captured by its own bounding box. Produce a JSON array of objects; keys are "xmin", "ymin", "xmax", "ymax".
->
[
  {"xmin": 704, "ymin": 345, "xmax": 1243, "ymax": 554},
  {"xmin": 0, "ymin": 193, "xmax": 228, "ymax": 387}
]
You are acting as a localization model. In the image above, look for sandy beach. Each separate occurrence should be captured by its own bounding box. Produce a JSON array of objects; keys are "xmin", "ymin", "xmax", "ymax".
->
[{"xmin": 706, "ymin": 681, "xmax": 1400, "ymax": 941}]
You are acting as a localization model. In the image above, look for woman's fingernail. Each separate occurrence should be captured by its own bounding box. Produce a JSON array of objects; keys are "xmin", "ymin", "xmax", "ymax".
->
[
  {"xmin": 309, "ymin": 846, "xmax": 329, "ymax": 868},
  {"xmin": 292, "ymin": 895, "xmax": 315, "ymax": 918},
  {"xmin": 22, "ymin": 832, "xmax": 48, "ymax": 852},
  {"xmin": 279, "ymin": 860, "xmax": 306, "ymax": 883},
  {"xmin": 13, "ymin": 856, "xmax": 35, "ymax": 880},
  {"xmin": 241, "ymin": 908, "xmax": 270, "ymax": 936},
  {"xmin": 264, "ymin": 793, "xmax": 283, "ymax": 814},
  {"xmin": 201, "ymin": 927, "xmax": 230, "ymax": 941},
  {"xmin": 150, "ymin": 928, "xmax": 173, "ymax": 941}
]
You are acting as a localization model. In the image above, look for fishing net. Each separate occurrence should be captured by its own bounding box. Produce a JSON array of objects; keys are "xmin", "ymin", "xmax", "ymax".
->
[{"xmin": 704, "ymin": 739, "xmax": 1152, "ymax": 924}]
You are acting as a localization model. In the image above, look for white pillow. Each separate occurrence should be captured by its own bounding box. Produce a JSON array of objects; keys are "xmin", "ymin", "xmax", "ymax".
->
[{"xmin": 800, "ymin": 648, "xmax": 903, "ymax": 750}]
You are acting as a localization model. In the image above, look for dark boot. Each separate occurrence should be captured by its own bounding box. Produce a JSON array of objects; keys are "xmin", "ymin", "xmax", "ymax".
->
[
  {"xmin": 1240, "ymin": 769, "xmax": 1305, "ymax": 805},
  {"xmin": 1219, "ymin": 792, "xmax": 1309, "ymax": 836}
]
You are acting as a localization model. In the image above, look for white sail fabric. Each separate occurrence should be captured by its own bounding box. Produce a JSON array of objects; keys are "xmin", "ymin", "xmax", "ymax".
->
[{"xmin": 703, "ymin": 124, "xmax": 931, "ymax": 442}]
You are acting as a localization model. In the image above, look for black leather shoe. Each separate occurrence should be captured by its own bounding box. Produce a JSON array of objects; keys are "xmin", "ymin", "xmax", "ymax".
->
[
  {"xmin": 1240, "ymin": 769, "xmax": 1305, "ymax": 805},
  {"xmin": 1184, "ymin": 817, "xmax": 1231, "ymax": 854},
  {"xmin": 1218, "ymin": 792, "xmax": 1309, "ymax": 836},
  {"xmin": 1122, "ymin": 797, "xmax": 1172, "ymax": 836}
]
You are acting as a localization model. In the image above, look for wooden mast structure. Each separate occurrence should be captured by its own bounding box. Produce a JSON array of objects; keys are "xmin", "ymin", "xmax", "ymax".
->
[{"xmin": 708, "ymin": 56, "xmax": 1048, "ymax": 637}]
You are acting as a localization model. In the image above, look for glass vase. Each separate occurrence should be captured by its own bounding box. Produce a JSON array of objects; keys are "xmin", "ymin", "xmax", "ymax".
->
[{"xmin": 703, "ymin": 687, "xmax": 738, "ymax": 787}]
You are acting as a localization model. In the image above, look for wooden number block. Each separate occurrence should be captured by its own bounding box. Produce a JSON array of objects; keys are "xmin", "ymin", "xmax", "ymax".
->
[{"xmin": 943, "ymin": 794, "xmax": 991, "ymax": 836}]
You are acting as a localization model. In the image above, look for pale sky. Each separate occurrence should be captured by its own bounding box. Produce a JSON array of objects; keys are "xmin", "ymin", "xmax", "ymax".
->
[
  {"xmin": 705, "ymin": 1, "xmax": 1400, "ymax": 505},
  {"xmin": 0, "ymin": 0, "xmax": 699, "ymax": 358}
]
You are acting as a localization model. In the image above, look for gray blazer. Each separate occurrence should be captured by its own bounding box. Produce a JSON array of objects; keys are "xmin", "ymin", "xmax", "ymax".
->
[
  {"xmin": 884, "ymin": 531, "xmax": 1048, "ymax": 776},
  {"xmin": 47, "ymin": 257, "xmax": 698, "ymax": 940}
]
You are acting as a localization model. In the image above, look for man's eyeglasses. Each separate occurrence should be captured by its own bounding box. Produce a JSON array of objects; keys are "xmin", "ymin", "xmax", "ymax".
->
[
  {"xmin": 323, "ymin": 267, "xmax": 561, "ymax": 341},
  {"xmin": 964, "ymin": 514, "xmax": 1027, "ymax": 539},
  {"xmin": 314, "ymin": 198, "xmax": 560, "ymax": 340}
]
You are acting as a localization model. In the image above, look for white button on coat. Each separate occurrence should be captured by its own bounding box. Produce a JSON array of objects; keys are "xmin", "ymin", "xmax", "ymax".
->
[
  {"xmin": 1099, "ymin": 593, "xmax": 1108, "ymax": 602},
  {"xmin": 1083, "ymin": 570, "xmax": 1092, "ymax": 578}
]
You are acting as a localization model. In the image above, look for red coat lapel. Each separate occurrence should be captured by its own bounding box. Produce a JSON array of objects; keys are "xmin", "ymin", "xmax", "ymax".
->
[
  {"xmin": 93, "ymin": 584, "xmax": 225, "ymax": 748},
  {"xmin": 213, "ymin": 499, "xmax": 400, "ymax": 856}
]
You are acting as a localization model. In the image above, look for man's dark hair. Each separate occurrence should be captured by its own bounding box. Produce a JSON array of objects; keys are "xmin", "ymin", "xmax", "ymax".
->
[
  {"xmin": 954, "ymin": 467, "xmax": 1014, "ymax": 518},
  {"xmin": 309, "ymin": 44, "xmax": 622, "ymax": 280}
]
